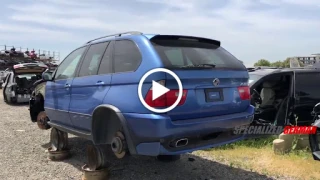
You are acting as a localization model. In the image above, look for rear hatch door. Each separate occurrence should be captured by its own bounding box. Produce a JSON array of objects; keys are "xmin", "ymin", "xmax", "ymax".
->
[
  {"xmin": 13, "ymin": 63, "xmax": 47, "ymax": 74},
  {"xmin": 151, "ymin": 35, "xmax": 250, "ymax": 121}
]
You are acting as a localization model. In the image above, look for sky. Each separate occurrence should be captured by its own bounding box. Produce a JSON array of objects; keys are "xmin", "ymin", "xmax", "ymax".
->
[{"xmin": 0, "ymin": 0, "xmax": 320, "ymax": 67}]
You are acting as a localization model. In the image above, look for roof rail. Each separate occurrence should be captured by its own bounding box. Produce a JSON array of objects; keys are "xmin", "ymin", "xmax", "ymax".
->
[{"xmin": 85, "ymin": 31, "xmax": 143, "ymax": 44}]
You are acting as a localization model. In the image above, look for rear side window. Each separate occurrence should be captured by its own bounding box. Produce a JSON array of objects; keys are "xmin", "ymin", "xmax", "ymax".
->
[
  {"xmin": 151, "ymin": 36, "xmax": 246, "ymax": 70},
  {"xmin": 295, "ymin": 72, "xmax": 320, "ymax": 102},
  {"xmin": 114, "ymin": 40, "xmax": 141, "ymax": 73},
  {"xmin": 78, "ymin": 42, "xmax": 109, "ymax": 77}
]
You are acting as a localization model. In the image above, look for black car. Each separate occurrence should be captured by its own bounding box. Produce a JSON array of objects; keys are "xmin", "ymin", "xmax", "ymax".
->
[
  {"xmin": 2, "ymin": 63, "xmax": 47, "ymax": 104},
  {"xmin": 249, "ymin": 67, "xmax": 320, "ymax": 127}
]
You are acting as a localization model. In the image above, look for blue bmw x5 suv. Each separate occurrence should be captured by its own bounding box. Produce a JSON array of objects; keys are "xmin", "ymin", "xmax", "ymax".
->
[{"xmin": 29, "ymin": 31, "xmax": 254, "ymax": 166}]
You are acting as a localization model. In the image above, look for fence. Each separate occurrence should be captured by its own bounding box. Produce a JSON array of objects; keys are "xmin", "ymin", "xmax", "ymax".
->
[{"xmin": 0, "ymin": 45, "xmax": 60, "ymax": 61}]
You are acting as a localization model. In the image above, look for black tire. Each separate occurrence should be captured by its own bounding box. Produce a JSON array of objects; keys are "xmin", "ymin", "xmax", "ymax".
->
[{"xmin": 156, "ymin": 155, "xmax": 181, "ymax": 162}]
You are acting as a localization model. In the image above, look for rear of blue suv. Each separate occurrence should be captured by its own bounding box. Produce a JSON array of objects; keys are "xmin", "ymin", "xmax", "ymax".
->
[
  {"xmin": 119, "ymin": 35, "xmax": 254, "ymax": 156},
  {"xmin": 30, "ymin": 32, "xmax": 254, "ymax": 165}
]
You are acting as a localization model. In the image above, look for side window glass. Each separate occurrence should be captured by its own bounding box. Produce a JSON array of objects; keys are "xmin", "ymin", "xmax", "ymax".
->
[
  {"xmin": 114, "ymin": 40, "xmax": 141, "ymax": 73},
  {"xmin": 78, "ymin": 42, "xmax": 109, "ymax": 77},
  {"xmin": 54, "ymin": 47, "xmax": 86, "ymax": 80},
  {"xmin": 295, "ymin": 73, "xmax": 320, "ymax": 101},
  {"xmin": 98, "ymin": 42, "xmax": 113, "ymax": 75}
]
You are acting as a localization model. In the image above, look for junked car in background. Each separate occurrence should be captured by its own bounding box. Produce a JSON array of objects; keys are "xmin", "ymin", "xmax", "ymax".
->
[
  {"xmin": 249, "ymin": 67, "xmax": 320, "ymax": 128},
  {"xmin": 2, "ymin": 63, "xmax": 47, "ymax": 104},
  {"xmin": 0, "ymin": 68, "xmax": 10, "ymax": 89}
]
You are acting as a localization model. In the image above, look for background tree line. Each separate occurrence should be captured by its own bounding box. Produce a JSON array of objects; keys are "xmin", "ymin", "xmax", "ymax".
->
[{"xmin": 253, "ymin": 58, "xmax": 304, "ymax": 68}]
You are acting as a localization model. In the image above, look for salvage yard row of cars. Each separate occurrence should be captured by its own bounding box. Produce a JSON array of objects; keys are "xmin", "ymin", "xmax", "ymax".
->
[{"xmin": 1, "ymin": 32, "xmax": 320, "ymax": 171}]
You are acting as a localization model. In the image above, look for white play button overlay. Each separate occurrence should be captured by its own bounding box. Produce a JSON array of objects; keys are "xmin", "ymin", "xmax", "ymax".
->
[
  {"xmin": 138, "ymin": 68, "xmax": 183, "ymax": 113},
  {"xmin": 152, "ymin": 80, "xmax": 169, "ymax": 100}
]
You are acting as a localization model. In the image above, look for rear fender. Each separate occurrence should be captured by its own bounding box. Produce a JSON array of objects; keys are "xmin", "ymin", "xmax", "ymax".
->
[{"xmin": 91, "ymin": 104, "xmax": 137, "ymax": 155}]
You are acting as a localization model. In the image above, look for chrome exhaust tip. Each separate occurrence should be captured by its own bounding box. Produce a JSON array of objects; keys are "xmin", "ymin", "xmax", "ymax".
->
[{"xmin": 175, "ymin": 138, "xmax": 188, "ymax": 147}]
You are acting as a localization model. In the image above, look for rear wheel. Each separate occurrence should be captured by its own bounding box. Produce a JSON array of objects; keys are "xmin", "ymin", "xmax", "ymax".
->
[
  {"xmin": 111, "ymin": 131, "xmax": 128, "ymax": 159},
  {"xmin": 156, "ymin": 155, "xmax": 181, "ymax": 162}
]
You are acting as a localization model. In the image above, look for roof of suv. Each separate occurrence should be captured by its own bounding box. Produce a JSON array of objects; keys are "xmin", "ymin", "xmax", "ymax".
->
[{"xmin": 84, "ymin": 31, "xmax": 221, "ymax": 47}]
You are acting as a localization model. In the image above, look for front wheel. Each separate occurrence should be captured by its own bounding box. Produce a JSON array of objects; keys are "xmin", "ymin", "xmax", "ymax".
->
[{"xmin": 156, "ymin": 155, "xmax": 181, "ymax": 162}]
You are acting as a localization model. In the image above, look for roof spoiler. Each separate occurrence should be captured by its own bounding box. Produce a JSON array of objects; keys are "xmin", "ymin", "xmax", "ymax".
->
[{"xmin": 150, "ymin": 35, "xmax": 221, "ymax": 47}]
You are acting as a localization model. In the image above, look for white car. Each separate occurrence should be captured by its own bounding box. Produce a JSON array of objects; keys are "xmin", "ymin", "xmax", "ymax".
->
[{"xmin": 2, "ymin": 63, "xmax": 47, "ymax": 103}]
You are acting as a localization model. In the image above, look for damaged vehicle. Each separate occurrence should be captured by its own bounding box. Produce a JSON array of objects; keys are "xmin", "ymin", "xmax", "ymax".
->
[
  {"xmin": 249, "ymin": 67, "xmax": 320, "ymax": 129},
  {"xmin": 309, "ymin": 102, "xmax": 320, "ymax": 161},
  {"xmin": 2, "ymin": 63, "xmax": 47, "ymax": 104},
  {"xmin": 29, "ymin": 32, "xmax": 254, "ymax": 168}
]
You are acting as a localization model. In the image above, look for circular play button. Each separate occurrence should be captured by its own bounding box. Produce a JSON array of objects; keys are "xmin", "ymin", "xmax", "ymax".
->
[{"xmin": 138, "ymin": 68, "xmax": 183, "ymax": 113}]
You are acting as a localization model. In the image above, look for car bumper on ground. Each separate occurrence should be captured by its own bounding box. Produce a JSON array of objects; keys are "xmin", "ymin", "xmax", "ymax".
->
[{"xmin": 123, "ymin": 105, "xmax": 255, "ymax": 156}]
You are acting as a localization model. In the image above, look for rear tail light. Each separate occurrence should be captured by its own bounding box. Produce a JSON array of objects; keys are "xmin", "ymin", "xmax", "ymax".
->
[
  {"xmin": 237, "ymin": 86, "xmax": 250, "ymax": 100},
  {"xmin": 144, "ymin": 80, "xmax": 188, "ymax": 107}
]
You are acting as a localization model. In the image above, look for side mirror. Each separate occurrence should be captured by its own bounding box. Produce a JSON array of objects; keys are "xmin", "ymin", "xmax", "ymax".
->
[
  {"xmin": 313, "ymin": 102, "xmax": 320, "ymax": 115},
  {"xmin": 42, "ymin": 70, "xmax": 52, "ymax": 81}
]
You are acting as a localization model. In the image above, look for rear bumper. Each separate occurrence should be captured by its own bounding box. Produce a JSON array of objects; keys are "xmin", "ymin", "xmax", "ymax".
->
[
  {"xmin": 123, "ymin": 105, "xmax": 255, "ymax": 156},
  {"xmin": 8, "ymin": 93, "xmax": 30, "ymax": 103},
  {"xmin": 16, "ymin": 94, "xmax": 31, "ymax": 103}
]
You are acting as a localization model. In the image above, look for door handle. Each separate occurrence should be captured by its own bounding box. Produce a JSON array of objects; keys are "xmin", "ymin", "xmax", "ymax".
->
[
  {"xmin": 65, "ymin": 84, "xmax": 71, "ymax": 88},
  {"xmin": 96, "ymin": 81, "xmax": 105, "ymax": 85}
]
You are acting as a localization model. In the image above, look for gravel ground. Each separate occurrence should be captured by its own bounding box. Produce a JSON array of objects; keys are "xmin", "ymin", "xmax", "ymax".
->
[{"xmin": 0, "ymin": 89, "xmax": 295, "ymax": 180}]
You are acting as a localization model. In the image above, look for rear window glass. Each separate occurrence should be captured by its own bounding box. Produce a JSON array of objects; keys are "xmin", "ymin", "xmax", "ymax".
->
[
  {"xmin": 151, "ymin": 38, "xmax": 245, "ymax": 70},
  {"xmin": 249, "ymin": 74, "xmax": 263, "ymax": 85}
]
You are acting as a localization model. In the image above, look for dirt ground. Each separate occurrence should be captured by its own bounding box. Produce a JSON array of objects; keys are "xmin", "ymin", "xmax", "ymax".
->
[{"xmin": 0, "ymin": 89, "xmax": 297, "ymax": 180}]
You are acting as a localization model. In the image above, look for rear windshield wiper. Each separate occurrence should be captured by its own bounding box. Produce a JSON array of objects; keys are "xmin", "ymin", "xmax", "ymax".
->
[
  {"xmin": 179, "ymin": 64, "xmax": 216, "ymax": 68},
  {"xmin": 195, "ymin": 63, "xmax": 216, "ymax": 67},
  {"xmin": 167, "ymin": 63, "xmax": 216, "ymax": 69}
]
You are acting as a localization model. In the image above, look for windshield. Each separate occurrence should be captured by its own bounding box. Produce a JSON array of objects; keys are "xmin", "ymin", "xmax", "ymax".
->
[
  {"xmin": 248, "ymin": 74, "xmax": 263, "ymax": 85},
  {"xmin": 151, "ymin": 38, "xmax": 246, "ymax": 70}
]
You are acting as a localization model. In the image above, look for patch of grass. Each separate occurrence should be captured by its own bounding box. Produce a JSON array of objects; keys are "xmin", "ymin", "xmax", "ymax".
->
[
  {"xmin": 209, "ymin": 135, "xmax": 277, "ymax": 150},
  {"xmin": 196, "ymin": 136, "xmax": 319, "ymax": 180}
]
